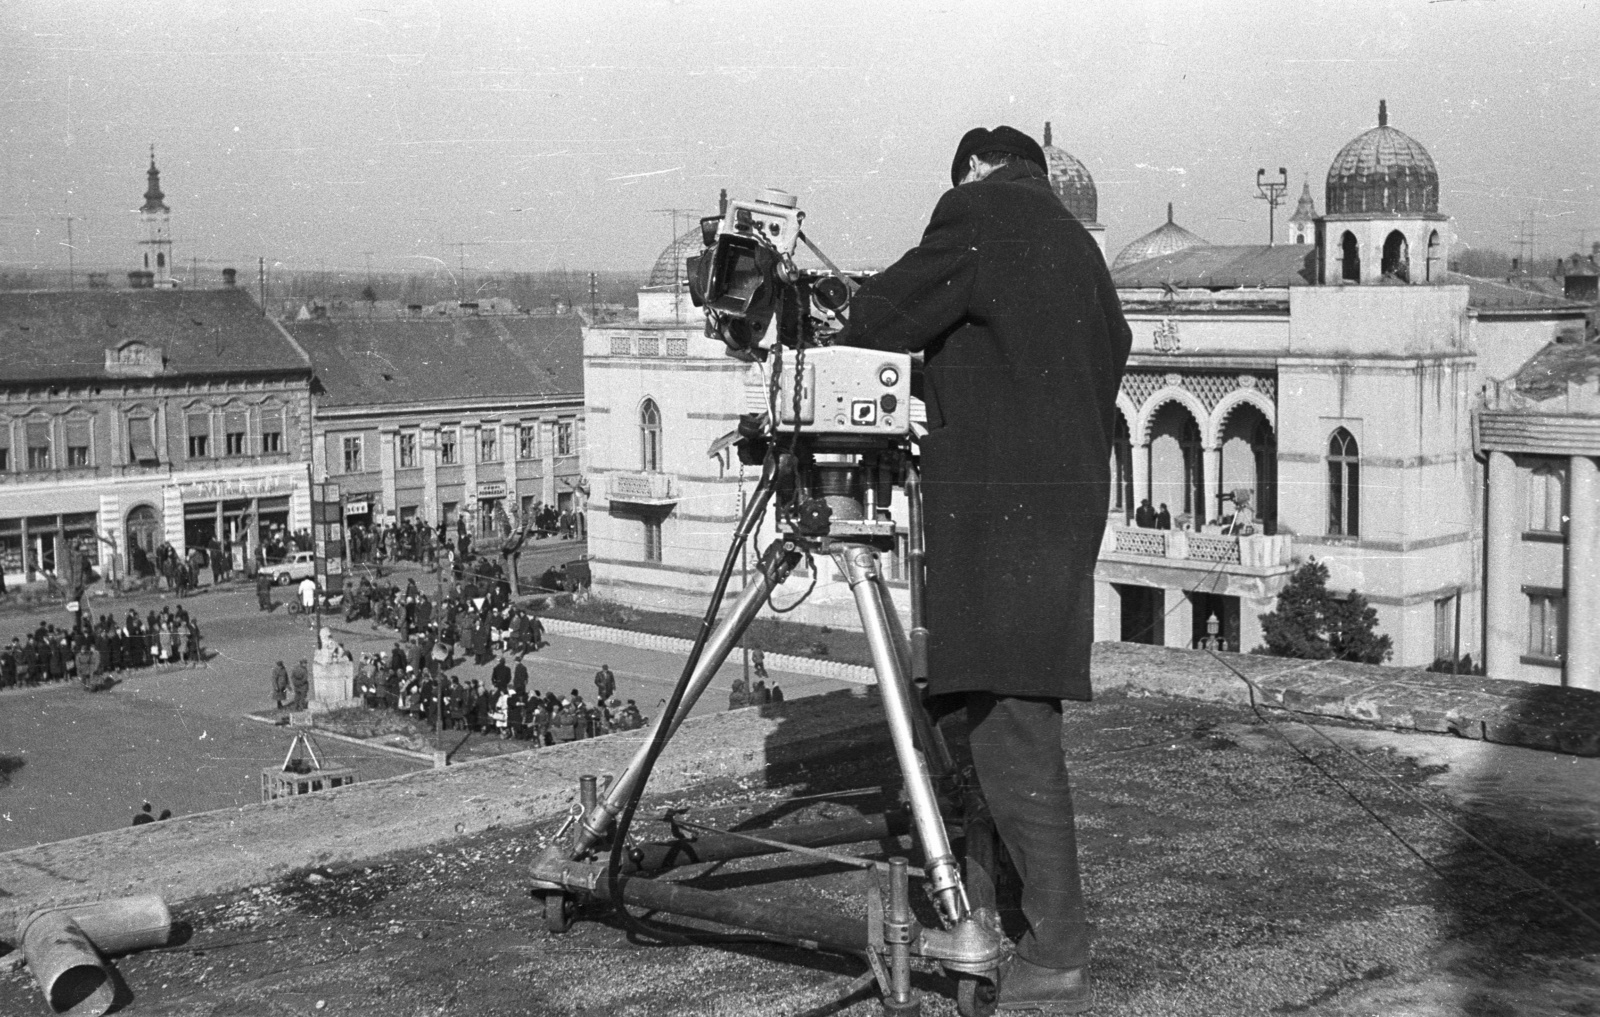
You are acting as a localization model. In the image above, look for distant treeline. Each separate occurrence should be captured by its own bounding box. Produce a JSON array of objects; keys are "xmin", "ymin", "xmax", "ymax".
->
[{"xmin": 0, "ymin": 265, "xmax": 648, "ymax": 310}]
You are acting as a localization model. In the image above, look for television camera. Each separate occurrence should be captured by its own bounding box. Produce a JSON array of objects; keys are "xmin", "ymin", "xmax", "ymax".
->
[
  {"xmin": 689, "ymin": 188, "xmax": 915, "ymax": 546},
  {"xmin": 529, "ymin": 189, "xmax": 1006, "ymax": 1017}
]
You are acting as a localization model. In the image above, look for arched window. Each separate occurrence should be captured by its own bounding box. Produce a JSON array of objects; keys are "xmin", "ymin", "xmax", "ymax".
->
[
  {"xmin": 1381, "ymin": 230, "xmax": 1410, "ymax": 281},
  {"xmin": 1526, "ymin": 461, "xmax": 1566, "ymax": 535},
  {"xmin": 1111, "ymin": 415, "xmax": 1132, "ymax": 519},
  {"xmin": 640, "ymin": 398, "xmax": 662, "ymax": 472},
  {"xmin": 1341, "ymin": 232, "xmax": 1361, "ymax": 283},
  {"xmin": 1327, "ymin": 428, "xmax": 1360, "ymax": 537},
  {"xmin": 1425, "ymin": 230, "xmax": 1441, "ymax": 282},
  {"xmin": 1180, "ymin": 419, "xmax": 1205, "ymax": 522}
]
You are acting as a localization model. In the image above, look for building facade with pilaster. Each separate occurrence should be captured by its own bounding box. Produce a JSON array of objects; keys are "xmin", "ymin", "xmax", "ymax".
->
[
  {"xmin": 0, "ymin": 286, "xmax": 315, "ymax": 586},
  {"xmin": 1097, "ymin": 101, "xmax": 1587, "ymax": 674},
  {"xmin": 1477, "ymin": 343, "xmax": 1600, "ymax": 689},
  {"xmin": 289, "ymin": 311, "xmax": 585, "ymax": 534}
]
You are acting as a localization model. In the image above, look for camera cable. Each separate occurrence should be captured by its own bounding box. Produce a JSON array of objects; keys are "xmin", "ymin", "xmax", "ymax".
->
[{"xmin": 600, "ymin": 458, "xmax": 807, "ymax": 951}]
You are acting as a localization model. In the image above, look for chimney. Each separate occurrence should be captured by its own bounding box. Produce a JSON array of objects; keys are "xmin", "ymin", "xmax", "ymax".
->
[{"xmin": 221, "ymin": 267, "xmax": 237, "ymax": 288}]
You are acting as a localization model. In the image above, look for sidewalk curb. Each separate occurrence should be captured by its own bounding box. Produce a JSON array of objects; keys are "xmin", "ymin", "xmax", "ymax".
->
[
  {"xmin": 0, "ymin": 689, "xmax": 884, "ymax": 932},
  {"xmin": 541, "ymin": 618, "xmax": 877, "ymax": 685},
  {"xmin": 240, "ymin": 712, "xmax": 437, "ymax": 763}
]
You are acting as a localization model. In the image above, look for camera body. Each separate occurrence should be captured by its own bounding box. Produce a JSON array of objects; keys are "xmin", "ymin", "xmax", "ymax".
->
[{"xmin": 772, "ymin": 346, "xmax": 912, "ymax": 451}]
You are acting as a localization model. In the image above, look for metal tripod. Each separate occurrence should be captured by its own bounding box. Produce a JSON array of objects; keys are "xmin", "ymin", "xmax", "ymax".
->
[{"xmin": 529, "ymin": 471, "xmax": 1008, "ymax": 1016}]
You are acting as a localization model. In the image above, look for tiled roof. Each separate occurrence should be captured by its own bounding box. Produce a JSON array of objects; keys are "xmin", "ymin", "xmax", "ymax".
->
[
  {"xmin": 1443, "ymin": 273, "xmax": 1589, "ymax": 313},
  {"xmin": 1512, "ymin": 341, "xmax": 1600, "ymax": 402},
  {"xmin": 1112, "ymin": 244, "xmax": 1316, "ymax": 289},
  {"xmin": 0, "ymin": 288, "xmax": 309, "ymax": 383},
  {"xmin": 287, "ymin": 313, "xmax": 583, "ymax": 408}
]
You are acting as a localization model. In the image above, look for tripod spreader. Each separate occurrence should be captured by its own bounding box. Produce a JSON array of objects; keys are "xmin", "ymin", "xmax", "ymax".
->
[{"xmin": 567, "ymin": 537, "xmax": 806, "ymax": 857}]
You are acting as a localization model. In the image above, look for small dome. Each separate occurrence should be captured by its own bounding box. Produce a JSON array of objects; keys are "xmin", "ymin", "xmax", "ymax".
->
[
  {"xmin": 1041, "ymin": 122, "xmax": 1098, "ymax": 226},
  {"xmin": 646, "ymin": 225, "xmax": 704, "ymax": 289},
  {"xmin": 1325, "ymin": 100, "xmax": 1438, "ymax": 215},
  {"xmin": 1112, "ymin": 203, "xmax": 1209, "ymax": 269}
]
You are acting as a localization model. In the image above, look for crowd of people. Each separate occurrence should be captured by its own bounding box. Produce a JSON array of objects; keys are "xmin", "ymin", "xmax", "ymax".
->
[
  {"xmin": 269, "ymin": 553, "xmax": 643, "ymax": 746},
  {"xmin": 0, "ymin": 605, "xmax": 204, "ymax": 688}
]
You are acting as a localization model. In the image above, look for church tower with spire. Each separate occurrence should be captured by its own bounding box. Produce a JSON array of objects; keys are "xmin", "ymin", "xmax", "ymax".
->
[
  {"xmin": 137, "ymin": 147, "xmax": 176, "ymax": 288},
  {"xmin": 1288, "ymin": 179, "xmax": 1316, "ymax": 245}
]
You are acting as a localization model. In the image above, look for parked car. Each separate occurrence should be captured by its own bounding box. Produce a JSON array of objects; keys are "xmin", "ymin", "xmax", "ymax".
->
[{"xmin": 261, "ymin": 550, "xmax": 317, "ymax": 586}]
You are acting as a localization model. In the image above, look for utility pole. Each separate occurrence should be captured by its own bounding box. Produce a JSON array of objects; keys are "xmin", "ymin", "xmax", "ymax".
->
[
  {"xmin": 1255, "ymin": 167, "xmax": 1288, "ymax": 246},
  {"xmin": 1513, "ymin": 210, "xmax": 1546, "ymax": 274},
  {"xmin": 445, "ymin": 241, "xmax": 489, "ymax": 302},
  {"xmin": 56, "ymin": 214, "xmax": 84, "ymax": 290},
  {"xmin": 259, "ymin": 257, "xmax": 267, "ymax": 315}
]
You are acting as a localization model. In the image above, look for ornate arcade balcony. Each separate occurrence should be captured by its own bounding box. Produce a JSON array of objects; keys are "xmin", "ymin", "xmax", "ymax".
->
[
  {"xmin": 1103, "ymin": 525, "xmax": 1292, "ymax": 568},
  {"xmin": 1097, "ymin": 523, "xmax": 1296, "ymax": 600},
  {"xmin": 606, "ymin": 470, "xmax": 680, "ymax": 506}
]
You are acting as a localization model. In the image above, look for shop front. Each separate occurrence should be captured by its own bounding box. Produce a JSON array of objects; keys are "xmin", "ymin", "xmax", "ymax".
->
[
  {"xmin": 0, "ymin": 512, "xmax": 100, "ymax": 587},
  {"xmin": 172, "ymin": 473, "xmax": 303, "ymax": 567},
  {"xmin": 476, "ymin": 480, "xmax": 509, "ymax": 536}
]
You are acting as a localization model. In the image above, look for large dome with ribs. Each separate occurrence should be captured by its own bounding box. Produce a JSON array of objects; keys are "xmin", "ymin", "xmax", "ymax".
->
[
  {"xmin": 1325, "ymin": 100, "xmax": 1439, "ymax": 215},
  {"xmin": 1113, "ymin": 203, "xmax": 1209, "ymax": 270},
  {"xmin": 647, "ymin": 226, "xmax": 706, "ymax": 289},
  {"xmin": 1041, "ymin": 122, "xmax": 1098, "ymax": 226}
]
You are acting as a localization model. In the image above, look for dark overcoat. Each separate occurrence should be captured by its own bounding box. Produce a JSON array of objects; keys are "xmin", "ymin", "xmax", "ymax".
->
[{"xmin": 839, "ymin": 162, "xmax": 1131, "ymax": 701}]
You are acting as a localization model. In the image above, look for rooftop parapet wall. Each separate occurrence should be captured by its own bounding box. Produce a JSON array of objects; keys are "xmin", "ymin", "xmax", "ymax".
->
[{"xmin": 1289, "ymin": 284, "xmax": 1470, "ymax": 357}]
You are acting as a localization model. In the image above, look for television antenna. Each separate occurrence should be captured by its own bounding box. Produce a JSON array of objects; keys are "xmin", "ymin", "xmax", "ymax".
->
[
  {"xmin": 1254, "ymin": 167, "xmax": 1288, "ymax": 246},
  {"xmin": 56, "ymin": 213, "xmax": 85, "ymax": 289},
  {"xmin": 650, "ymin": 208, "xmax": 698, "ymax": 322}
]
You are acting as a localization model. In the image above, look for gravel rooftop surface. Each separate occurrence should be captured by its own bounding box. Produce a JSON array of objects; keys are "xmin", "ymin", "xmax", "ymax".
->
[{"xmin": 3, "ymin": 689, "xmax": 1594, "ymax": 1017}]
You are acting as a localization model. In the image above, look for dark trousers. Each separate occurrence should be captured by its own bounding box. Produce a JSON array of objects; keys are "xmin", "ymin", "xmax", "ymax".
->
[{"xmin": 965, "ymin": 692, "xmax": 1089, "ymax": 970}]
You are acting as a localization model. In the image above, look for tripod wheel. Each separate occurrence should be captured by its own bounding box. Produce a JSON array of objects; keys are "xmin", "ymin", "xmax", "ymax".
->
[
  {"xmin": 542, "ymin": 892, "xmax": 575, "ymax": 933},
  {"xmin": 956, "ymin": 975, "xmax": 997, "ymax": 1017}
]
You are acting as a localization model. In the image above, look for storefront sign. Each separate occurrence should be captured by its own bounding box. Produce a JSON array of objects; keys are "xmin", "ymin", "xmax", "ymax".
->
[
  {"xmin": 345, "ymin": 500, "xmax": 370, "ymax": 516},
  {"xmin": 176, "ymin": 475, "xmax": 297, "ymax": 502},
  {"xmin": 476, "ymin": 480, "xmax": 507, "ymax": 498}
]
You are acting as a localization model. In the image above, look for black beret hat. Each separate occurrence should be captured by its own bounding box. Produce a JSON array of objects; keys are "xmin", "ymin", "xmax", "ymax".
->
[{"xmin": 950, "ymin": 125, "xmax": 1048, "ymax": 186}]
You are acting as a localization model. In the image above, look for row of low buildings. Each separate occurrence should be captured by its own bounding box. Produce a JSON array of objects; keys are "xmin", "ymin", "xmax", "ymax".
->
[
  {"xmin": 578, "ymin": 103, "xmax": 1600, "ymax": 691},
  {"xmin": 7, "ymin": 117, "xmax": 1598, "ymax": 691},
  {"xmin": 0, "ymin": 156, "xmax": 586, "ymax": 587}
]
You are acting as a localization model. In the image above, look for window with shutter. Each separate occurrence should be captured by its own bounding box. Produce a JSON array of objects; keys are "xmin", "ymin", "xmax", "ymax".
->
[
  {"xmin": 128, "ymin": 415, "xmax": 158, "ymax": 464},
  {"xmin": 26, "ymin": 421, "xmax": 51, "ymax": 470},
  {"xmin": 224, "ymin": 408, "xmax": 248, "ymax": 457},
  {"xmin": 260, "ymin": 407, "xmax": 283, "ymax": 454},
  {"xmin": 65, "ymin": 416, "xmax": 91, "ymax": 467},
  {"xmin": 187, "ymin": 413, "xmax": 210, "ymax": 458},
  {"xmin": 0, "ymin": 419, "xmax": 10, "ymax": 472}
]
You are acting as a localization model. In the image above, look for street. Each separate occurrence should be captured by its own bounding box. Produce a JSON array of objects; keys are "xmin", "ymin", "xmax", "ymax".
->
[{"xmin": 0, "ymin": 542, "xmax": 855, "ymax": 851}]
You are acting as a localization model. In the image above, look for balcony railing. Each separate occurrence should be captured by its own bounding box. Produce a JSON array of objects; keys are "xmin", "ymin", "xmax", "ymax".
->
[
  {"xmin": 1102, "ymin": 524, "xmax": 1292, "ymax": 569},
  {"xmin": 607, "ymin": 470, "xmax": 679, "ymax": 505}
]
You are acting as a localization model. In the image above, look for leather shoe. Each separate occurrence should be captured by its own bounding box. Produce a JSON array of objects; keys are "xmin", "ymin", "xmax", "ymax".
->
[{"xmin": 996, "ymin": 955, "xmax": 1093, "ymax": 1013}]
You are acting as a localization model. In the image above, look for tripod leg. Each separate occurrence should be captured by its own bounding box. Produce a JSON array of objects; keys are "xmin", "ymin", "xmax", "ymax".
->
[
  {"xmin": 569, "ymin": 539, "xmax": 802, "ymax": 855},
  {"xmin": 834, "ymin": 543, "xmax": 968, "ymax": 924},
  {"xmin": 868, "ymin": 572, "xmax": 956, "ymax": 781}
]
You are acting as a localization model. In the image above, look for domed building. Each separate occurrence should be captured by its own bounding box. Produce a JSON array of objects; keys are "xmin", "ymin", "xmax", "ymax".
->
[
  {"xmin": 1112, "ymin": 204, "xmax": 1209, "ymax": 270},
  {"xmin": 638, "ymin": 217, "xmax": 714, "ymax": 323},
  {"xmin": 646, "ymin": 226, "xmax": 704, "ymax": 290},
  {"xmin": 1041, "ymin": 122, "xmax": 1107, "ymax": 254},
  {"xmin": 1316, "ymin": 100, "xmax": 1451, "ymax": 285}
]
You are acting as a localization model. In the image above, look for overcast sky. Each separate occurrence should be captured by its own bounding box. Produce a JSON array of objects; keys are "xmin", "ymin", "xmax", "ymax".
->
[{"xmin": 3, "ymin": 0, "xmax": 1596, "ymax": 282}]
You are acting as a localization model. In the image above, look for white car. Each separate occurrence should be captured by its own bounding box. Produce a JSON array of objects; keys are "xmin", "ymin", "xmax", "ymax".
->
[{"xmin": 261, "ymin": 550, "xmax": 317, "ymax": 586}]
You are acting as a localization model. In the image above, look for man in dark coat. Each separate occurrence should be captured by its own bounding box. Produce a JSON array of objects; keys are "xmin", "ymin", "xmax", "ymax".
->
[
  {"xmin": 289, "ymin": 659, "xmax": 310, "ymax": 711},
  {"xmin": 256, "ymin": 569, "xmax": 274, "ymax": 611},
  {"xmin": 838, "ymin": 124, "xmax": 1130, "ymax": 1010}
]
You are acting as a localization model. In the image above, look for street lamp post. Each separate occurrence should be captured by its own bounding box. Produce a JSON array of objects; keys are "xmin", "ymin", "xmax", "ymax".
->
[{"xmin": 1255, "ymin": 167, "xmax": 1289, "ymax": 246}]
